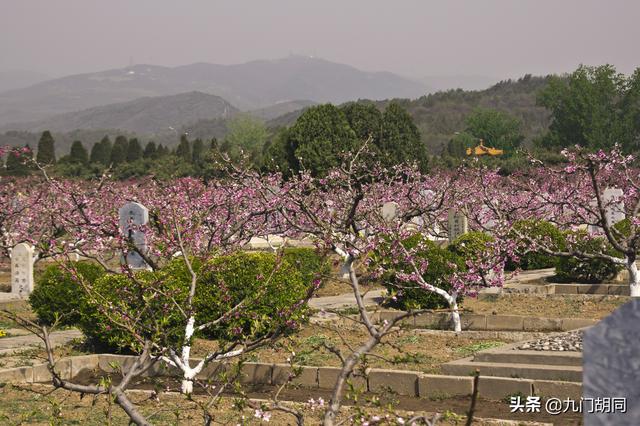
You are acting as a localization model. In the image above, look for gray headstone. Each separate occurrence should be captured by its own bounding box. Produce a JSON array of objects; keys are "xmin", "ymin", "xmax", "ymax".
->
[
  {"xmin": 118, "ymin": 202, "xmax": 150, "ymax": 269},
  {"xmin": 381, "ymin": 201, "xmax": 399, "ymax": 222},
  {"xmin": 583, "ymin": 299, "xmax": 640, "ymax": 425},
  {"xmin": 589, "ymin": 187, "xmax": 625, "ymax": 234},
  {"xmin": 11, "ymin": 243, "xmax": 34, "ymax": 296},
  {"xmin": 447, "ymin": 209, "xmax": 468, "ymax": 242}
]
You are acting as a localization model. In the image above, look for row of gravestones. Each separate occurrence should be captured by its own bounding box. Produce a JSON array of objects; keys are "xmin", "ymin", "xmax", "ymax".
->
[{"xmin": 8, "ymin": 201, "xmax": 151, "ymax": 298}]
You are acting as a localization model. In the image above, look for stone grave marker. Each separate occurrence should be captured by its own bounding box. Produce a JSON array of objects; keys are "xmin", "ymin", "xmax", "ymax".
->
[
  {"xmin": 118, "ymin": 201, "xmax": 150, "ymax": 269},
  {"xmin": 583, "ymin": 298, "xmax": 640, "ymax": 425},
  {"xmin": 381, "ymin": 201, "xmax": 399, "ymax": 222},
  {"xmin": 588, "ymin": 187, "xmax": 625, "ymax": 234},
  {"xmin": 11, "ymin": 242, "xmax": 34, "ymax": 296},
  {"xmin": 447, "ymin": 209, "xmax": 468, "ymax": 242}
]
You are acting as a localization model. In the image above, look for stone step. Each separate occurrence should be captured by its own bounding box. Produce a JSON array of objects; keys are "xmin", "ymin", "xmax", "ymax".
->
[
  {"xmin": 473, "ymin": 349, "xmax": 582, "ymax": 367},
  {"xmin": 441, "ymin": 358, "xmax": 583, "ymax": 382}
]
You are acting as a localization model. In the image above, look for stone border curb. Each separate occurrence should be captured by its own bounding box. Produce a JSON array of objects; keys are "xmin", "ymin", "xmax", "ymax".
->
[{"xmin": 0, "ymin": 354, "xmax": 581, "ymax": 400}]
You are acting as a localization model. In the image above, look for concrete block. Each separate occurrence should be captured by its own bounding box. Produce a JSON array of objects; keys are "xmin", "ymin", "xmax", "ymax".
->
[
  {"xmin": 240, "ymin": 362, "xmax": 272, "ymax": 385},
  {"xmin": 561, "ymin": 318, "xmax": 598, "ymax": 331},
  {"xmin": 0, "ymin": 367, "xmax": 33, "ymax": 384},
  {"xmin": 578, "ymin": 285, "xmax": 609, "ymax": 295},
  {"xmin": 98, "ymin": 354, "xmax": 137, "ymax": 374},
  {"xmin": 32, "ymin": 358, "xmax": 72, "ymax": 382},
  {"xmin": 272, "ymin": 364, "xmax": 318, "ymax": 387},
  {"xmin": 486, "ymin": 315, "xmax": 524, "ymax": 331},
  {"xmin": 379, "ymin": 310, "xmax": 412, "ymax": 326},
  {"xmin": 608, "ymin": 285, "xmax": 629, "ymax": 296},
  {"xmin": 418, "ymin": 374, "xmax": 473, "ymax": 398},
  {"xmin": 523, "ymin": 317, "xmax": 562, "ymax": 332},
  {"xmin": 553, "ymin": 284, "xmax": 579, "ymax": 295},
  {"xmin": 368, "ymin": 368, "xmax": 418, "ymax": 396},
  {"xmin": 196, "ymin": 361, "xmax": 232, "ymax": 381},
  {"xmin": 413, "ymin": 312, "xmax": 439, "ymax": 328},
  {"xmin": 477, "ymin": 376, "xmax": 532, "ymax": 400},
  {"xmin": 460, "ymin": 314, "xmax": 487, "ymax": 331},
  {"xmin": 533, "ymin": 380, "xmax": 582, "ymax": 400},
  {"xmin": 317, "ymin": 366, "xmax": 367, "ymax": 392},
  {"xmin": 71, "ymin": 355, "xmax": 99, "ymax": 378}
]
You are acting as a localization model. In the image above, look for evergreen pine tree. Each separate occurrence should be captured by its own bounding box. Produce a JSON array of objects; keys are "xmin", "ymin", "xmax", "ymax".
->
[
  {"xmin": 127, "ymin": 138, "xmax": 143, "ymax": 162},
  {"xmin": 192, "ymin": 138, "xmax": 204, "ymax": 164},
  {"xmin": 143, "ymin": 141, "xmax": 157, "ymax": 159},
  {"xmin": 156, "ymin": 144, "xmax": 168, "ymax": 157},
  {"xmin": 110, "ymin": 135, "xmax": 128, "ymax": 165},
  {"xmin": 5, "ymin": 146, "xmax": 32, "ymax": 176},
  {"xmin": 90, "ymin": 136, "xmax": 112, "ymax": 165},
  {"xmin": 69, "ymin": 140, "xmax": 89, "ymax": 164},
  {"xmin": 175, "ymin": 134, "xmax": 192, "ymax": 162},
  {"xmin": 36, "ymin": 130, "xmax": 56, "ymax": 165}
]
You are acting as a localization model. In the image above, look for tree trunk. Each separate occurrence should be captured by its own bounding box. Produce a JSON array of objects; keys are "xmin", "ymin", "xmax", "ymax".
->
[
  {"xmin": 450, "ymin": 292, "xmax": 461, "ymax": 332},
  {"xmin": 628, "ymin": 257, "xmax": 640, "ymax": 297}
]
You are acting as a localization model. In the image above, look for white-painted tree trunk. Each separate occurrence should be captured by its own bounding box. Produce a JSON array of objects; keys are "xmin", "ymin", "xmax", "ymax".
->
[
  {"xmin": 449, "ymin": 292, "xmax": 461, "ymax": 332},
  {"xmin": 628, "ymin": 258, "xmax": 640, "ymax": 297}
]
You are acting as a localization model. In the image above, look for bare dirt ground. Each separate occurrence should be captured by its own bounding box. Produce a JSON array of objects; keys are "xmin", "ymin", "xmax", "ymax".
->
[
  {"xmin": 0, "ymin": 381, "xmax": 581, "ymax": 425},
  {"xmin": 193, "ymin": 322, "xmax": 510, "ymax": 374},
  {"xmin": 462, "ymin": 294, "xmax": 627, "ymax": 319}
]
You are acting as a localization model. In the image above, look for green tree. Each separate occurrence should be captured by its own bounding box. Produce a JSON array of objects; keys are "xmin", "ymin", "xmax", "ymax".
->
[
  {"xmin": 223, "ymin": 115, "xmax": 269, "ymax": 165},
  {"xmin": 126, "ymin": 138, "xmax": 143, "ymax": 162},
  {"xmin": 156, "ymin": 144, "xmax": 169, "ymax": 157},
  {"xmin": 447, "ymin": 132, "xmax": 475, "ymax": 157},
  {"xmin": 379, "ymin": 103, "xmax": 428, "ymax": 171},
  {"xmin": 340, "ymin": 102, "xmax": 382, "ymax": 143},
  {"xmin": 465, "ymin": 107, "xmax": 523, "ymax": 151},
  {"xmin": 110, "ymin": 136, "xmax": 128, "ymax": 166},
  {"xmin": 5, "ymin": 146, "xmax": 33, "ymax": 176},
  {"xmin": 69, "ymin": 140, "xmax": 89, "ymax": 164},
  {"xmin": 90, "ymin": 136, "xmax": 112, "ymax": 165},
  {"xmin": 36, "ymin": 131, "xmax": 56, "ymax": 165},
  {"xmin": 191, "ymin": 138, "xmax": 204, "ymax": 165},
  {"xmin": 175, "ymin": 134, "xmax": 192, "ymax": 162},
  {"xmin": 143, "ymin": 141, "xmax": 157, "ymax": 159},
  {"xmin": 283, "ymin": 104, "xmax": 357, "ymax": 176},
  {"xmin": 538, "ymin": 64, "xmax": 640, "ymax": 151}
]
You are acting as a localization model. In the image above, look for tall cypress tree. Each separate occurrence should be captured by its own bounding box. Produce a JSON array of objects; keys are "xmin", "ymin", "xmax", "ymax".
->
[
  {"xmin": 175, "ymin": 134, "xmax": 192, "ymax": 162},
  {"xmin": 127, "ymin": 138, "xmax": 143, "ymax": 162},
  {"xmin": 36, "ymin": 130, "xmax": 56, "ymax": 165},
  {"xmin": 90, "ymin": 136, "xmax": 112, "ymax": 165},
  {"xmin": 110, "ymin": 135, "xmax": 128, "ymax": 165},
  {"xmin": 192, "ymin": 138, "xmax": 204, "ymax": 164},
  {"xmin": 69, "ymin": 140, "xmax": 89, "ymax": 164},
  {"xmin": 143, "ymin": 141, "xmax": 157, "ymax": 159}
]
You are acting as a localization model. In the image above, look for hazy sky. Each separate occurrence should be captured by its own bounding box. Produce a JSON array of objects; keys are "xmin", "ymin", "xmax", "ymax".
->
[{"xmin": 1, "ymin": 0, "xmax": 639, "ymax": 80}]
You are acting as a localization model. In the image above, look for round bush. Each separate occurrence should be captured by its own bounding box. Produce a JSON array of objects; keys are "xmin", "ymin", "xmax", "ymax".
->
[
  {"xmin": 74, "ymin": 252, "xmax": 309, "ymax": 352},
  {"xmin": 195, "ymin": 251, "xmax": 309, "ymax": 340},
  {"xmin": 282, "ymin": 247, "xmax": 331, "ymax": 287},
  {"xmin": 555, "ymin": 231, "xmax": 624, "ymax": 283},
  {"xmin": 29, "ymin": 261, "xmax": 105, "ymax": 326},
  {"xmin": 378, "ymin": 234, "xmax": 466, "ymax": 310},
  {"xmin": 506, "ymin": 220, "xmax": 566, "ymax": 270},
  {"xmin": 447, "ymin": 231, "xmax": 495, "ymax": 262}
]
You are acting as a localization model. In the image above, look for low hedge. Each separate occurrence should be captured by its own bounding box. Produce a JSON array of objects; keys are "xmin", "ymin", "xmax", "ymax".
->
[
  {"xmin": 555, "ymin": 231, "xmax": 624, "ymax": 283},
  {"xmin": 377, "ymin": 234, "xmax": 466, "ymax": 310},
  {"xmin": 29, "ymin": 252, "xmax": 311, "ymax": 352},
  {"xmin": 282, "ymin": 247, "xmax": 331, "ymax": 287},
  {"xmin": 506, "ymin": 220, "xmax": 566, "ymax": 270},
  {"xmin": 29, "ymin": 261, "xmax": 105, "ymax": 326}
]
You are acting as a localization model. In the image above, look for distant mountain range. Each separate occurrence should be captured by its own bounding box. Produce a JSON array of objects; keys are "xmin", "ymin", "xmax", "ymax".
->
[
  {"xmin": 0, "ymin": 56, "xmax": 428, "ymax": 126},
  {"xmin": 6, "ymin": 91, "xmax": 238, "ymax": 135},
  {"xmin": 0, "ymin": 70, "xmax": 50, "ymax": 93}
]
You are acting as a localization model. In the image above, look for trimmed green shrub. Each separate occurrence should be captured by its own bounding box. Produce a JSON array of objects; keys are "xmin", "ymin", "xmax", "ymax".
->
[
  {"xmin": 378, "ymin": 234, "xmax": 466, "ymax": 310},
  {"xmin": 506, "ymin": 220, "xmax": 566, "ymax": 270},
  {"xmin": 29, "ymin": 262, "xmax": 105, "ymax": 326},
  {"xmin": 282, "ymin": 247, "xmax": 331, "ymax": 286},
  {"xmin": 195, "ymin": 251, "xmax": 309, "ymax": 340},
  {"xmin": 555, "ymin": 231, "xmax": 624, "ymax": 283},
  {"xmin": 447, "ymin": 231, "xmax": 495, "ymax": 262}
]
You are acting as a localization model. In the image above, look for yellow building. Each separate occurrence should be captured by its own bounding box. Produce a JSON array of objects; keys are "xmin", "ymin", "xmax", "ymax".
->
[{"xmin": 466, "ymin": 139, "xmax": 504, "ymax": 156}]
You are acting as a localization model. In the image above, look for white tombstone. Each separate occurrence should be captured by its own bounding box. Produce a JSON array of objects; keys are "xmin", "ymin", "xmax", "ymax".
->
[
  {"xmin": 381, "ymin": 201, "xmax": 399, "ymax": 222},
  {"xmin": 11, "ymin": 243, "xmax": 34, "ymax": 296},
  {"xmin": 448, "ymin": 210, "xmax": 468, "ymax": 242},
  {"xmin": 118, "ymin": 202, "xmax": 150, "ymax": 269},
  {"xmin": 589, "ymin": 187, "xmax": 625, "ymax": 234}
]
